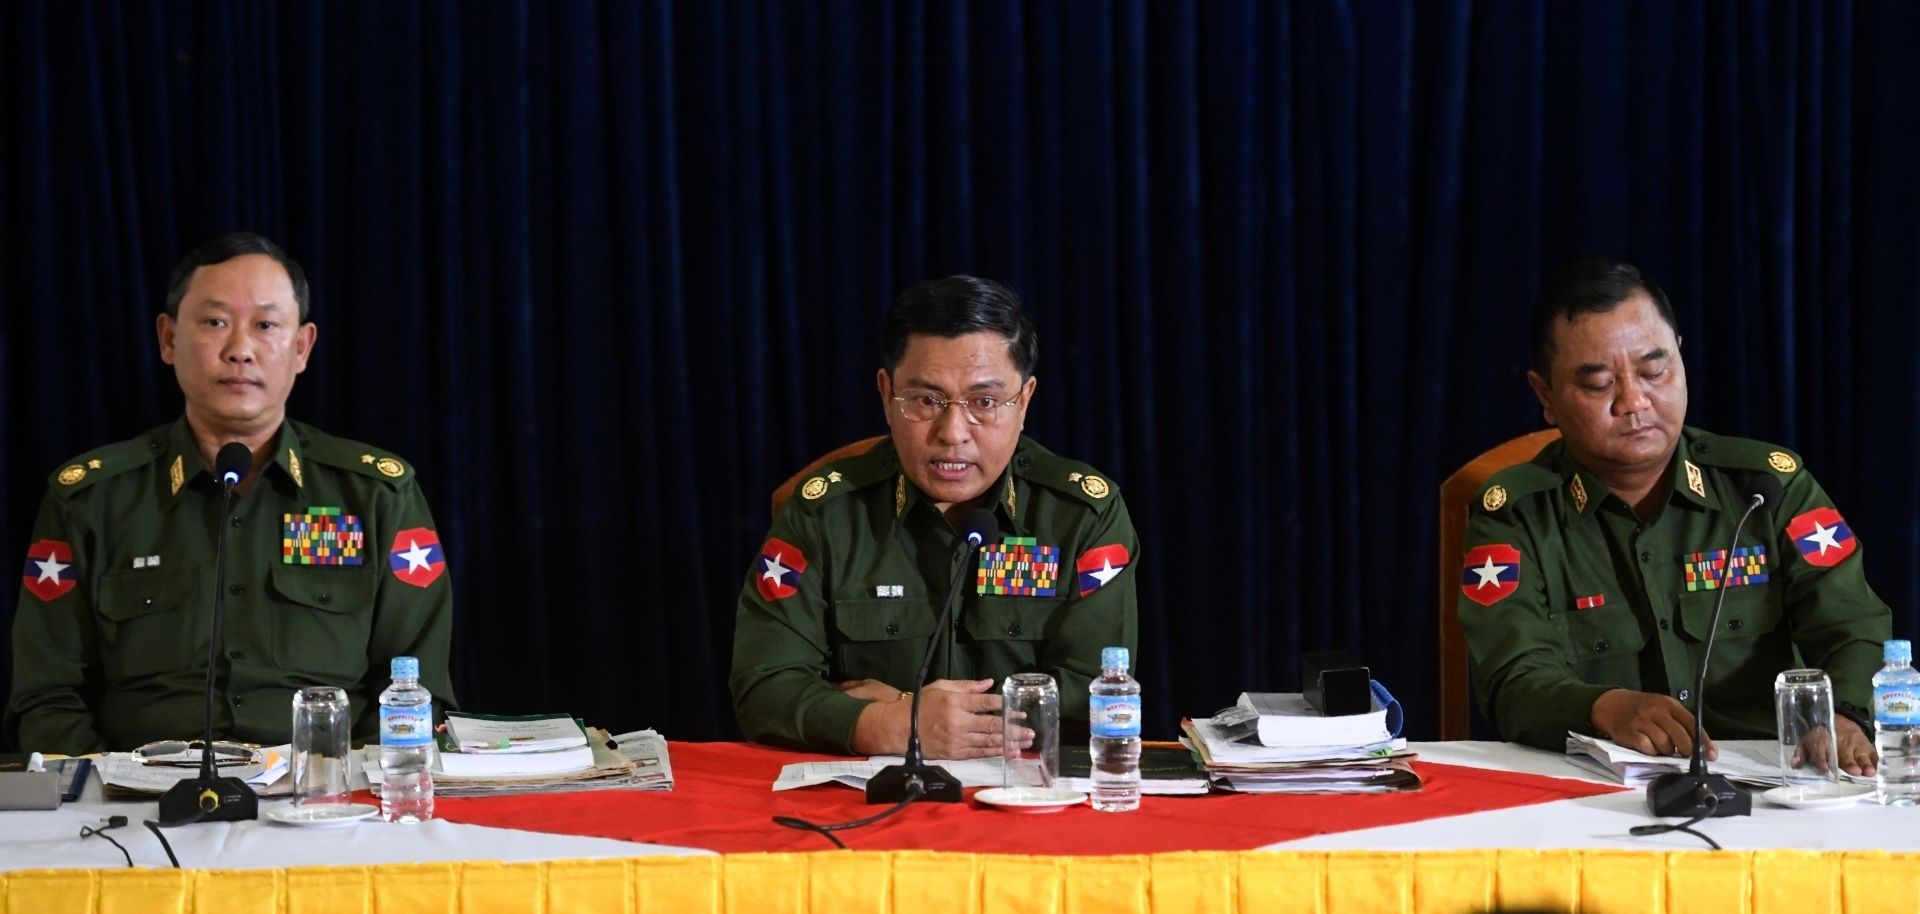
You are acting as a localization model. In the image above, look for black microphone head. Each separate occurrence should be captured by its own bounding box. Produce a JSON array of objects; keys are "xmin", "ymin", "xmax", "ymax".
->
[
  {"xmin": 962, "ymin": 508, "xmax": 999, "ymax": 548},
  {"xmin": 1749, "ymin": 473, "xmax": 1785, "ymax": 507},
  {"xmin": 214, "ymin": 442, "xmax": 252, "ymax": 488}
]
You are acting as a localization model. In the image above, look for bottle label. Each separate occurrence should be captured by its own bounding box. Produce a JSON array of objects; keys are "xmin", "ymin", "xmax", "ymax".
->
[
  {"xmin": 1090, "ymin": 695, "xmax": 1141, "ymax": 738},
  {"xmin": 1877, "ymin": 687, "xmax": 1920, "ymax": 726},
  {"xmin": 381, "ymin": 705, "xmax": 433, "ymax": 747}
]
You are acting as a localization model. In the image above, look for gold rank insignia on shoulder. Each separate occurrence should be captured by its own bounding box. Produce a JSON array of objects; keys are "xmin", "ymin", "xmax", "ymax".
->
[
  {"xmin": 828, "ymin": 471, "xmax": 843, "ymax": 483},
  {"xmin": 1684, "ymin": 460, "xmax": 1706, "ymax": 498},
  {"xmin": 1568, "ymin": 474, "xmax": 1589, "ymax": 514},
  {"xmin": 1067, "ymin": 472, "xmax": 1083, "ymax": 482},
  {"xmin": 1080, "ymin": 475, "xmax": 1110, "ymax": 499},
  {"xmin": 800, "ymin": 476, "xmax": 830, "ymax": 500},
  {"xmin": 376, "ymin": 457, "xmax": 405, "ymax": 478},
  {"xmin": 1768, "ymin": 451, "xmax": 1798, "ymax": 473},
  {"xmin": 87, "ymin": 459, "xmax": 102, "ymax": 470},
  {"xmin": 361, "ymin": 454, "xmax": 375, "ymax": 464},
  {"xmin": 169, "ymin": 456, "xmax": 184, "ymax": 496},
  {"xmin": 288, "ymin": 449, "xmax": 304, "ymax": 488},
  {"xmin": 57, "ymin": 465, "xmax": 86, "ymax": 486},
  {"xmin": 1481, "ymin": 485, "xmax": 1508, "ymax": 512}
]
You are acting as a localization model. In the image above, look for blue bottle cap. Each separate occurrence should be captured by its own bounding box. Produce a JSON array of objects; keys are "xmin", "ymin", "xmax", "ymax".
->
[
  {"xmin": 1101, "ymin": 646, "xmax": 1130, "ymax": 670},
  {"xmin": 391, "ymin": 656, "xmax": 420, "ymax": 679},
  {"xmin": 1888, "ymin": 640, "xmax": 1913, "ymax": 664}
]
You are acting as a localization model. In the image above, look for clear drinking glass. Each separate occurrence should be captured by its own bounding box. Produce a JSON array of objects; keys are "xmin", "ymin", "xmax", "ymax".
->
[
  {"xmin": 292, "ymin": 686, "xmax": 352, "ymax": 807},
  {"xmin": 1002, "ymin": 673, "xmax": 1060, "ymax": 788},
  {"xmin": 1776, "ymin": 668, "xmax": 1840, "ymax": 789}
]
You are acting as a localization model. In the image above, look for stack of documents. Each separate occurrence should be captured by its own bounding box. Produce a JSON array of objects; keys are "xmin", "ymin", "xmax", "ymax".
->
[
  {"xmin": 439, "ymin": 712, "xmax": 597, "ymax": 776},
  {"xmin": 772, "ymin": 746, "xmax": 1210, "ymax": 796},
  {"xmin": 98, "ymin": 746, "xmax": 291, "ymax": 798},
  {"xmin": 1182, "ymin": 713, "xmax": 1420, "ymax": 794},
  {"xmin": 365, "ymin": 728, "xmax": 675, "ymax": 796},
  {"xmin": 1212, "ymin": 692, "xmax": 1393, "ymax": 748},
  {"xmin": 1563, "ymin": 733, "xmax": 1789, "ymax": 788}
]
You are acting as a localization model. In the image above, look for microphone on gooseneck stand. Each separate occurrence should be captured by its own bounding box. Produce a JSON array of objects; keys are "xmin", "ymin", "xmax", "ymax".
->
[
  {"xmin": 156, "ymin": 442, "xmax": 261, "ymax": 825},
  {"xmin": 1641, "ymin": 473, "xmax": 1785, "ymax": 830},
  {"xmin": 865, "ymin": 507, "xmax": 1000, "ymax": 804}
]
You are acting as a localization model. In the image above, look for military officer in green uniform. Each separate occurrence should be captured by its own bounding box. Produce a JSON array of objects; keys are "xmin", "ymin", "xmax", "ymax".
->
[
  {"xmin": 7, "ymin": 233, "xmax": 457, "ymax": 755},
  {"xmin": 730, "ymin": 276, "xmax": 1139, "ymax": 758},
  {"xmin": 1460, "ymin": 258, "xmax": 1890, "ymax": 774}
]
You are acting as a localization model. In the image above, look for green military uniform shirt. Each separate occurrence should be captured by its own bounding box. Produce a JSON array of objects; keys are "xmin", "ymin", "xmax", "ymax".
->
[
  {"xmin": 1458, "ymin": 427, "xmax": 1891, "ymax": 750},
  {"xmin": 730, "ymin": 436, "xmax": 1140, "ymax": 753},
  {"xmin": 7, "ymin": 418, "xmax": 458, "ymax": 754}
]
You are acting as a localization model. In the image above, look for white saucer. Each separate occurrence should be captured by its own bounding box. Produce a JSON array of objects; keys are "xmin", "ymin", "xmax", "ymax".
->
[
  {"xmin": 974, "ymin": 787, "xmax": 1087, "ymax": 813},
  {"xmin": 1760, "ymin": 783, "xmax": 1875, "ymax": 810},
  {"xmin": 266, "ymin": 803, "xmax": 380, "ymax": 826}
]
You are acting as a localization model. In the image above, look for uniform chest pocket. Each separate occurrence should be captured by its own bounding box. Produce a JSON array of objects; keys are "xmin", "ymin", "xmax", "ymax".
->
[
  {"xmin": 1559, "ymin": 603, "xmax": 1647, "ymax": 664},
  {"xmin": 1678, "ymin": 585, "xmax": 1781, "ymax": 641},
  {"xmin": 964, "ymin": 594, "xmax": 1061, "ymax": 643},
  {"xmin": 96, "ymin": 566, "xmax": 206, "ymax": 681},
  {"xmin": 269, "ymin": 564, "xmax": 377, "ymax": 673},
  {"xmin": 831, "ymin": 598, "xmax": 938, "ymax": 642}
]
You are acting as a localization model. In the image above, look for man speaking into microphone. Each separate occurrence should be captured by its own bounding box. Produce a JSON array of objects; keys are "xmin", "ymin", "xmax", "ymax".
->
[
  {"xmin": 7, "ymin": 232, "xmax": 456, "ymax": 754},
  {"xmin": 1459, "ymin": 258, "xmax": 1891, "ymax": 773},
  {"xmin": 730, "ymin": 276, "xmax": 1138, "ymax": 757}
]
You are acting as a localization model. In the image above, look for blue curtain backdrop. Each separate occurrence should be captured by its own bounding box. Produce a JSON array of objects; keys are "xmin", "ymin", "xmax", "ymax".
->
[{"xmin": 4, "ymin": 1, "xmax": 1918, "ymax": 747}]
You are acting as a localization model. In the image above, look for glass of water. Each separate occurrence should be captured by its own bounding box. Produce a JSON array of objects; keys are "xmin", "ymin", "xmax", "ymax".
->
[{"xmin": 1002, "ymin": 673, "xmax": 1060, "ymax": 789}]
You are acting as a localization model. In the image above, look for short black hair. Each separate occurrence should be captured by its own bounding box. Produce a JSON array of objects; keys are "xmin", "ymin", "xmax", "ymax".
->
[
  {"xmin": 1531, "ymin": 257, "xmax": 1677, "ymax": 377},
  {"xmin": 164, "ymin": 232, "xmax": 310, "ymax": 321},
  {"xmin": 882, "ymin": 275, "xmax": 1037, "ymax": 378}
]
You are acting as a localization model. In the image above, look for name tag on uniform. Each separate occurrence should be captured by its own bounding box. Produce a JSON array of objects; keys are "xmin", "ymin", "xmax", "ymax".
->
[
  {"xmin": 283, "ymin": 507, "xmax": 365, "ymax": 566},
  {"xmin": 977, "ymin": 537, "xmax": 1059, "ymax": 597},
  {"xmin": 875, "ymin": 585, "xmax": 904, "ymax": 598}
]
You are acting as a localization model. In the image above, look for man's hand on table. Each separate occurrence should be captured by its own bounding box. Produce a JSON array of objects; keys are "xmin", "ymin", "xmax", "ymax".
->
[
  {"xmin": 1590, "ymin": 688, "xmax": 1718, "ymax": 760},
  {"xmin": 847, "ymin": 678, "xmax": 1004, "ymax": 759}
]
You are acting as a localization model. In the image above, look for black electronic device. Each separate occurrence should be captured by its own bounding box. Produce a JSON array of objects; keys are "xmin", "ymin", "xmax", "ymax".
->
[
  {"xmin": 156, "ymin": 442, "xmax": 259, "ymax": 824},
  {"xmin": 1643, "ymin": 473, "xmax": 1783, "ymax": 821},
  {"xmin": 865, "ymin": 508, "xmax": 999, "ymax": 805},
  {"xmin": 1301, "ymin": 650, "xmax": 1372, "ymax": 716}
]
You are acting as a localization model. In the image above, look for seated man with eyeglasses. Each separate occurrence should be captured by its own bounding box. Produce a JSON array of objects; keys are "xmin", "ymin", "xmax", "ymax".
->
[{"xmin": 730, "ymin": 276, "xmax": 1139, "ymax": 758}]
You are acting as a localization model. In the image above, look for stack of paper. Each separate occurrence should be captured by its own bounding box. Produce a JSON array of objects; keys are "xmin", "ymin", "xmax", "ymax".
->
[
  {"xmin": 439, "ymin": 712, "xmax": 596, "ymax": 776},
  {"xmin": 98, "ymin": 745, "xmax": 291, "ymax": 798},
  {"xmin": 1563, "ymin": 733, "xmax": 1790, "ymax": 788},
  {"xmin": 365, "ymin": 728, "xmax": 675, "ymax": 796},
  {"xmin": 1182, "ymin": 716, "xmax": 1420, "ymax": 794},
  {"xmin": 1213, "ymin": 692, "xmax": 1392, "ymax": 748}
]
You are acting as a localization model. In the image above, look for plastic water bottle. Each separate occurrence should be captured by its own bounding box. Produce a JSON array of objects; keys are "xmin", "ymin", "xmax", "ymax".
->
[
  {"xmin": 378, "ymin": 656, "xmax": 436, "ymax": 823},
  {"xmin": 1874, "ymin": 639, "xmax": 1920, "ymax": 806},
  {"xmin": 1089, "ymin": 646, "xmax": 1142, "ymax": 812}
]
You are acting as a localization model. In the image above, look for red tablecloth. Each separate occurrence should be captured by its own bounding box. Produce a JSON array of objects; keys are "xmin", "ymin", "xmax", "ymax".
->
[{"xmin": 431, "ymin": 742, "xmax": 1624, "ymax": 854}]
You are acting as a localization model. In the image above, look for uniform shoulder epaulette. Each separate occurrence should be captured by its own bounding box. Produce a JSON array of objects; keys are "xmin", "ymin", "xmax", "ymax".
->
[
  {"xmin": 1474, "ymin": 456, "xmax": 1562, "ymax": 515},
  {"xmin": 1683, "ymin": 428, "xmax": 1802, "ymax": 478},
  {"xmin": 1017, "ymin": 444, "xmax": 1120, "ymax": 514},
  {"xmin": 788, "ymin": 437, "xmax": 896, "ymax": 508},
  {"xmin": 292, "ymin": 422, "xmax": 416, "ymax": 487},
  {"xmin": 45, "ymin": 431, "xmax": 166, "ymax": 498}
]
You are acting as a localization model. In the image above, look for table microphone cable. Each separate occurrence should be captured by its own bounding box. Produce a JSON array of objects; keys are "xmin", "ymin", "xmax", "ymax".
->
[
  {"xmin": 143, "ymin": 805, "xmax": 210, "ymax": 868},
  {"xmin": 773, "ymin": 781, "xmax": 925, "ymax": 849},
  {"xmin": 1629, "ymin": 789, "xmax": 1724, "ymax": 850}
]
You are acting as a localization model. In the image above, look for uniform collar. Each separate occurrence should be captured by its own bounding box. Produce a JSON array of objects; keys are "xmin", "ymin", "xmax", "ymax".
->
[
  {"xmin": 889, "ymin": 443, "xmax": 1028, "ymax": 539},
  {"xmin": 1557, "ymin": 433, "xmax": 1710, "ymax": 526},
  {"xmin": 160, "ymin": 417, "xmax": 306, "ymax": 507}
]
